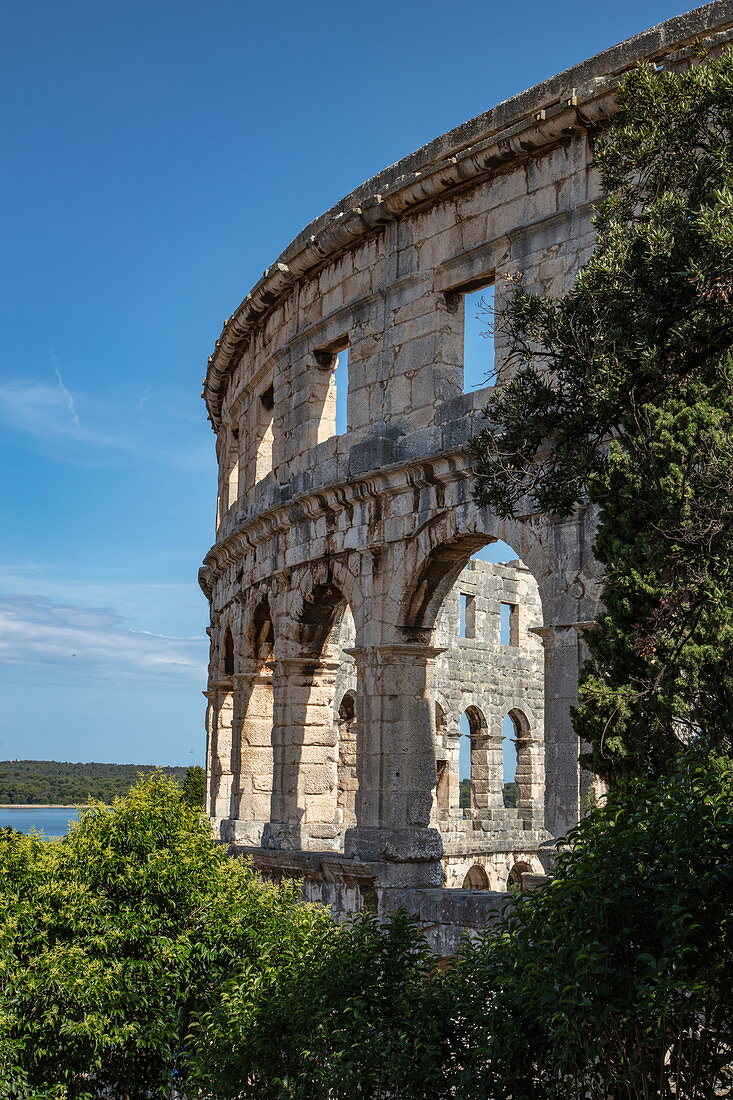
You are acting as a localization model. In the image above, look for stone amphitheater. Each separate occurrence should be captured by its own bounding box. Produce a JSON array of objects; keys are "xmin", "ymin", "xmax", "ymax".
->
[{"xmin": 200, "ymin": 2, "xmax": 733, "ymax": 952}]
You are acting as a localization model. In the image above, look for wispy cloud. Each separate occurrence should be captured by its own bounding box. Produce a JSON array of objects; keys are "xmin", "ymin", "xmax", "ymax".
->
[
  {"xmin": 0, "ymin": 594, "xmax": 207, "ymax": 686},
  {"xmin": 0, "ymin": 368, "xmax": 215, "ymax": 474},
  {"xmin": 50, "ymin": 352, "xmax": 80, "ymax": 428},
  {"xmin": 0, "ymin": 378, "xmax": 131, "ymax": 452}
]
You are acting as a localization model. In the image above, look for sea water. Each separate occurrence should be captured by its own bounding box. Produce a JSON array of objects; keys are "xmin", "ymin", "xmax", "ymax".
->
[{"xmin": 0, "ymin": 807, "xmax": 82, "ymax": 839}]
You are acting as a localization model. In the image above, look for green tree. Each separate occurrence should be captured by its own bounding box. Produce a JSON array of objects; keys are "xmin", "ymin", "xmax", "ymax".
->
[
  {"xmin": 0, "ymin": 776, "xmax": 334, "ymax": 1099},
  {"xmin": 181, "ymin": 764, "xmax": 206, "ymax": 809},
  {"xmin": 439, "ymin": 752, "xmax": 733, "ymax": 1099},
  {"xmin": 187, "ymin": 907, "xmax": 439, "ymax": 1100},
  {"xmin": 471, "ymin": 52, "xmax": 733, "ymax": 779}
]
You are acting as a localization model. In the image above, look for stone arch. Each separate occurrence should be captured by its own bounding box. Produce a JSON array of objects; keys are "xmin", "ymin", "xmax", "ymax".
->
[
  {"xmin": 507, "ymin": 860, "xmax": 532, "ymax": 891},
  {"xmin": 224, "ymin": 593, "xmax": 277, "ymax": 846},
  {"xmin": 462, "ymin": 864, "xmax": 490, "ymax": 890},
  {"xmin": 263, "ymin": 567, "xmax": 362, "ymax": 852},
  {"xmin": 281, "ymin": 556, "xmax": 366, "ymax": 655},
  {"xmin": 249, "ymin": 596, "xmax": 276, "ymax": 663},
  {"xmin": 464, "ymin": 704, "xmax": 487, "ymax": 735},
  {"xmin": 503, "ymin": 707, "xmax": 543, "ymax": 825},
  {"xmin": 394, "ymin": 509, "xmax": 550, "ymax": 639},
  {"xmin": 393, "ymin": 519, "xmax": 548, "ymax": 835},
  {"xmin": 207, "ymin": 612, "xmax": 240, "ymax": 833},
  {"xmin": 458, "ymin": 705, "xmax": 489, "ymax": 812}
]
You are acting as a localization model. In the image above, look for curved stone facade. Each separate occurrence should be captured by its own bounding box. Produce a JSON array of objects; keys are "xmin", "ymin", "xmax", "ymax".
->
[{"xmin": 200, "ymin": 3, "xmax": 733, "ymax": 923}]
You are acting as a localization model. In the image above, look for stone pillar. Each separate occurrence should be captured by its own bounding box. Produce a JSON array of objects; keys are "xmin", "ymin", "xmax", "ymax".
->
[
  {"xmin": 533, "ymin": 623, "xmax": 585, "ymax": 839},
  {"xmin": 344, "ymin": 643, "xmax": 444, "ymax": 886},
  {"xmin": 265, "ymin": 657, "xmax": 340, "ymax": 851},
  {"xmin": 469, "ymin": 726, "xmax": 492, "ymax": 811},
  {"xmin": 230, "ymin": 662, "xmax": 274, "ymax": 846},
  {"xmin": 446, "ymin": 730, "xmax": 462, "ymax": 816},
  {"xmin": 204, "ymin": 682, "xmax": 234, "ymax": 836},
  {"xmin": 514, "ymin": 731, "xmax": 544, "ymax": 829}
]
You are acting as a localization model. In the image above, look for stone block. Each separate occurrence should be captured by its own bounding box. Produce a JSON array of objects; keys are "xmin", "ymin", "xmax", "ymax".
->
[{"xmin": 347, "ymin": 435, "xmax": 399, "ymax": 476}]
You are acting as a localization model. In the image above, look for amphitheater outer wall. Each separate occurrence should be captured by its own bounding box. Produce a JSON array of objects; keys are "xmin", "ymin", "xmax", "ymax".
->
[{"xmin": 200, "ymin": 3, "xmax": 733, "ymax": 946}]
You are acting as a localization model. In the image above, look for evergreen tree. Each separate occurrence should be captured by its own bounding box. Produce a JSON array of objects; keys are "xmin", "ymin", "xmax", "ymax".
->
[
  {"xmin": 471, "ymin": 51, "xmax": 733, "ymax": 779},
  {"xmin": 181, "ymin": 764, "xmax": 206, "ymax": 809}
]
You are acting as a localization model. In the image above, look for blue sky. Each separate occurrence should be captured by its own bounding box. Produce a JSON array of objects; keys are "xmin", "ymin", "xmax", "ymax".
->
[{"xmin": 0, "ymin": 0, "xmax": 689, "ymax": 765}]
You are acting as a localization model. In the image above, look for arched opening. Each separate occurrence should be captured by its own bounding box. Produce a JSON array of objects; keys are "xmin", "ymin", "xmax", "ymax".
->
[
  {"xmin": 208, "ymin": 622, "xmax": 237, "ymax": 833},
  {"xmin": 298, "ymin": 582, "xmax": 349, "ymax": 656},
  {"xmin": 404, "ymin": 531, "xmax": 545, "ymax": 842},
  {"xmin": 507, "ymin": 860, "xmax": 532, "ymax": 892},
  {"xmin": 505, "ymin": 708, "xmax": 537, "ymax": 821},
  {"xmin": 229, "ymin": 599, "xmax": 276, "ymax": 846},
  {"xmin": 462, "ymin": 863, "xmax": 490, "ymax": 890},
  {"xmin": 253, "ymin": 384, "xmax": 275, "ymax": 484},
  {"xmin": 459, "ymin": 706, "xmax": 489, "ymax": 813},
  {"xmin": 502, "ymin": 713, "xmax": 518, "ymax": 807},
  {"xmin": 268, "ymin": 580, "xmax": 358, "ymax": 851}
]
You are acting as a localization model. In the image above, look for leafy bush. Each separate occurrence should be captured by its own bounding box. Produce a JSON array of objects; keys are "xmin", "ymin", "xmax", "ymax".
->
[
  {"xmin": 181, "ymin": 764, "xmax": 206, "ymax": 809},
  {"xmin": 0, "ymin": 776, "xmax": 334, "ymax": 1100},
  {"xmin": 187, "ymin": 906, "xmax": 439, "ymax": 1100},
  {"xmin": 0, "ymin": 758, "xmax": 730, "ymax": 1098},
  {"xmin": 438, "ymin": 752, "xmax": 733, "ymax": 1099}
]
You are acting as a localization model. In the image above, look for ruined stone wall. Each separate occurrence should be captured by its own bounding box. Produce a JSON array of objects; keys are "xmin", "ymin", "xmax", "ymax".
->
[{"xmin": 200, "ymin": 3, "xmax": 733, "ymax": 939}]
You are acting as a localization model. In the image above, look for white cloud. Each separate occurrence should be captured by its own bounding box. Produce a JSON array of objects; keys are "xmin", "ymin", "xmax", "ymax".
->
[
  {"xmin": 0, "ymin": 594, "xmax": 207, "ymax": 686},
  {"xmin": 0, "ymin": 378, "xmax": 131, "ymax": 452},
  {"xmin": 0, "ymin": 371, "xmax": 215, "ymax": 475},
  {"xmin": 50, "ymin": 353, "xmax": 80, "ymax": 428}
]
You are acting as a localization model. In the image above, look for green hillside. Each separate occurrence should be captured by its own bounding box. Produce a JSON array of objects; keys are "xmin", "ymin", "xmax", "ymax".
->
[{"xmin": 0, "ymin": 760, "xmax": 190, "ymax": 805}]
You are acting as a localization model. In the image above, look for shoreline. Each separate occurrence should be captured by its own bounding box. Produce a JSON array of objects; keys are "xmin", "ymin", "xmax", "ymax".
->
[{"xmin": 0, "ymin": 804, "xmax": 88, "ymax": 810}]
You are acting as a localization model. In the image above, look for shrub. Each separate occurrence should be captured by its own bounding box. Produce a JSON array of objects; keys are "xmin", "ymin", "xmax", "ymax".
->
[
  {"xmin": 440, "ymin": 752, "xmax": 733, "ymax": 1099},
  {"xmin": 0, "ymin": 776, "xmax": 334, "ymax": 1100}
]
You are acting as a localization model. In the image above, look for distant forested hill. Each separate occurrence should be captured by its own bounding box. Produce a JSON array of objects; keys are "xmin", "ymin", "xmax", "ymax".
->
[{"xmin": 0, "ymin": 761, "xmax": 190, "ymax": 805}]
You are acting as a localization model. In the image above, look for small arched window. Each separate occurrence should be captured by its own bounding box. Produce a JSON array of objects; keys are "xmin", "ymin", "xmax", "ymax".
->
[{"xmin": 462, "ymin": 864, "xmax": 490, "ymax": 890}]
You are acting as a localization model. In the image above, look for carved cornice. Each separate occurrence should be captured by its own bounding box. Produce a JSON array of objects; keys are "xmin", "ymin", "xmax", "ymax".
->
[
  {"xmin": 199, "ymin": 448, "xmax": 487, "ymax": 597},
  {"xmin": 202, "ymin": 4, "xmax": 733, "ymax": 429}
]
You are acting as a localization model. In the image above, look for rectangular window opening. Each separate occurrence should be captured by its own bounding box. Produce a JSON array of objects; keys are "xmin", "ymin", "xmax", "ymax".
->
[
  {"xmin": 463, "ymin": 283, "xmax": 496, "ymax": 392},
  {"xmin": 227, "ymin": 425, "xmax": 240, "ymax": 510},
  {"xmin": 254, "ymin": 385, "xmax": 275, "ymax": 484},
  {"xmin": 315, "ymin": 339, "xmax": 349, "ymax": 441},
  {"xmin": 334, "ymin": 346, "xmax": 349, "ymax": 435},
  {"xmin": 459, "ymin": 593, "xmax": 476, "ymax": 639},
  {"xmin": 500, "ymin": 602, "xmax": 518, "ymax": 646}
]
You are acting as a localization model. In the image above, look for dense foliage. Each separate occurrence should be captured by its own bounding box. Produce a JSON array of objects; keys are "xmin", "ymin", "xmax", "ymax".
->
[
  {"xmin": 439, "ymin": 752, "xmax": 733, "ymax": 1100},
  {"xmin": 0, "ymin": 760, "xmax": 189, "ymax": 806},
  {"xmin": 0, "ymin": 759, "xmax": 729, "ymax": 1098},
  {"xmin": 0, "ymin": 776, "xmax": 334, "ymax": 1100},
  {"xmin": 181, "ymin": 765, "xmax": 206, "ymax": 808},
  {"xmin": 471, "ymin": 52, "xmax": 733, "ymax": 779}
]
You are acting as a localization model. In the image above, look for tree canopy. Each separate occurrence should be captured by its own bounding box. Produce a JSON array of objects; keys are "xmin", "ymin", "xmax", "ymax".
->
[
  {"xmin": 1, "ymin": 758, "xmax": 729, "ymax": 1098},
  {"xmin": 0, "ymin": 760, "xmax": 190, "ymax": 806}
]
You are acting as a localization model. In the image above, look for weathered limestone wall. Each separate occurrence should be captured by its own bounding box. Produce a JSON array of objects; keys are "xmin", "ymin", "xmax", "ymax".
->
[{"xmin": 201, "ymin": 3, "xmax": 733, "ymax": 945}]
